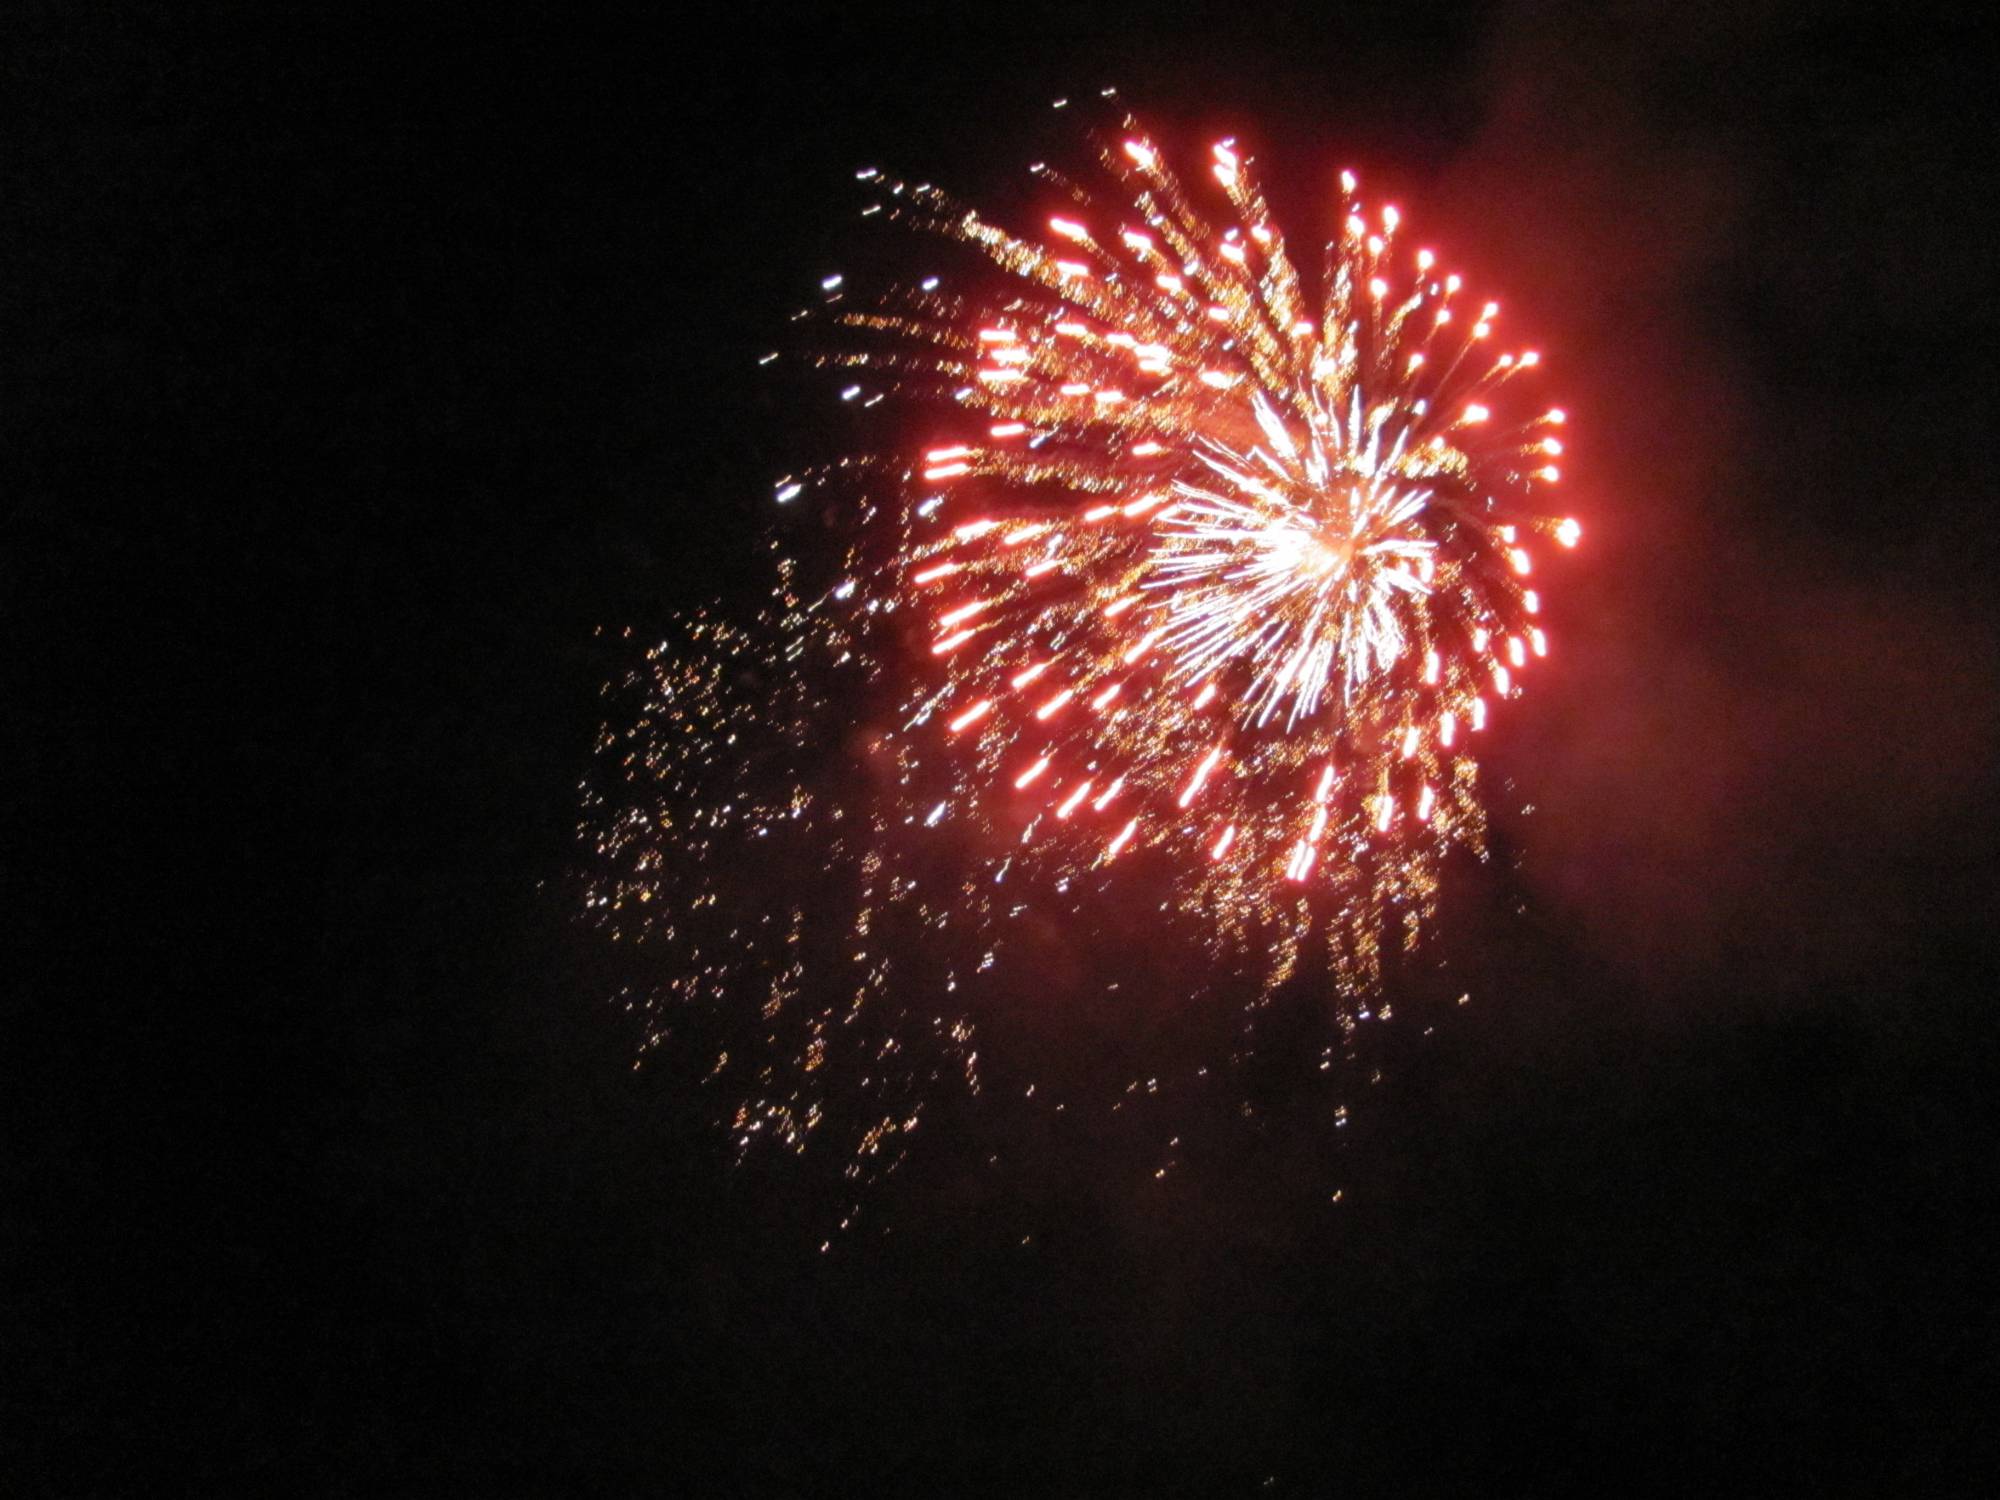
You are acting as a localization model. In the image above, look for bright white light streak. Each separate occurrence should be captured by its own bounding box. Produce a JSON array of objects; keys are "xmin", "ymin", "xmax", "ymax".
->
[
  {"xmin": 1176, "ymin": 747, "xmax": 1224, "ymax": 807},
  {"xmin": 937, "ymin": 598, "xmax": 992, "ymax": 628}
]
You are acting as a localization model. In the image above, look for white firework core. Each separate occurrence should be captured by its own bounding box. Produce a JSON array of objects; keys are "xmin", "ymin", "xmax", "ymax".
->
[{"xmin": 1149, "ymin": 389, "xmax": 1436, "ymax": 728}]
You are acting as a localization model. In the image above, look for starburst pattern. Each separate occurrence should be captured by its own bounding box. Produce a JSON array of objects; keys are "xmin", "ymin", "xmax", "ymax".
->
[
  {"xmin": 823, "ymin": 124, "xmax": 1578, "ymax": 991},
  {"xmin": 581, "ymin": 117, "xmax": 1581, "ymax": 1203}
]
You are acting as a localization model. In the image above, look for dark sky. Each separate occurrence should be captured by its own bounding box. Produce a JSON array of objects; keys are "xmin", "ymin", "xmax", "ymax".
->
[{"xmin": 8, "ymin": 1, "xmax": 1997, "ymax": 1493}]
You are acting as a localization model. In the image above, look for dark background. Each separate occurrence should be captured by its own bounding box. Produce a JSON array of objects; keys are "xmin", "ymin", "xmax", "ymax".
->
[{"xmin": 7, "ymin": 1, "xmax": 1997, "ymax": 1492}]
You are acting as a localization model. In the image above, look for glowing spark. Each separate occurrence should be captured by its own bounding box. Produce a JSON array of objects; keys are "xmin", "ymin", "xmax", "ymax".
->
[
  {"xmin": 1177, "ymin": 747, "xmax": 1225, "ymax": 807},
  {"xmin": 937, "ymin": 598, "xmax": 992, "ymax": 628},
  {"xmin": 949, "ymin": 700, "xmax": 992, "ymax": 732}
]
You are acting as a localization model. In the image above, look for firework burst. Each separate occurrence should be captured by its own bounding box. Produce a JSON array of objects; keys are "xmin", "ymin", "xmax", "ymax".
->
[
  {"xmin": 826, "ymin": 124, "xmax": 1578, "ymax": 993},
  {"xmin": 582, "ymin": 115, "xmax": 1580, "ymax": 1202}
]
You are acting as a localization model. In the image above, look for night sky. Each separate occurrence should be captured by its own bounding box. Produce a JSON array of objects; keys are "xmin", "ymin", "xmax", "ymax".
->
[{"xmin": 10, "ymin": 2, "xmax": 1998, "ymax": 1492}]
